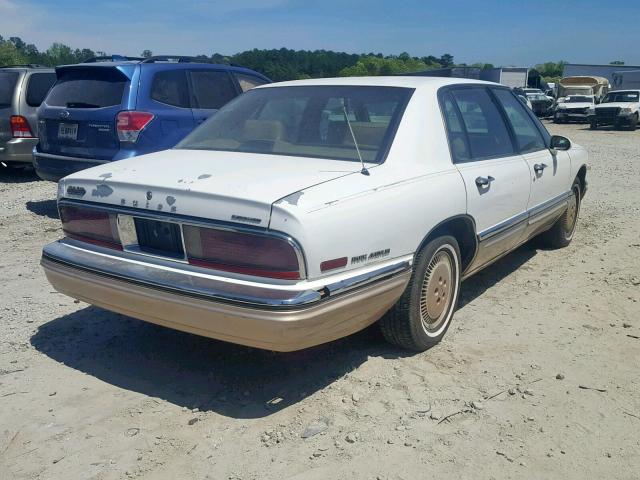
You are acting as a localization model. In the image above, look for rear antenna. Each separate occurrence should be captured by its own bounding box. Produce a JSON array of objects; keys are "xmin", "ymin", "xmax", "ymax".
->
[{"xmin": 342, "ymin": 104, "xmax": 369, "ymax": 176}]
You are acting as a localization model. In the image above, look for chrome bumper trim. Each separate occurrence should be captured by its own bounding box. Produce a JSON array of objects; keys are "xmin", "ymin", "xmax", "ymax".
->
[{"xmin": 41, "ymin": 239, "xmax": 411, "ymax": 309}]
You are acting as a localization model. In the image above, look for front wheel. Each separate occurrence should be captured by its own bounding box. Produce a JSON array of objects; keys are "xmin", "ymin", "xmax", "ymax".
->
[
  {"xmin": 628, "ymin": 113, "xmax": 638, "ymax": 131},
  {"xmin": 380, "ymin": 236, "xmax": 461, "ymax": 351},
  {"xmin": 540, "ymin": 180, "xmax": 581, "ymax": 249},
  {"xmin": 589, "ymin": 121, "xmax": 598, "ymax": 130}
]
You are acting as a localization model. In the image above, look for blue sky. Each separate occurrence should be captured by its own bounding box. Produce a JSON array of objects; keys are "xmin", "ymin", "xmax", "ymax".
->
[{"xmin": 2, "ymin": 0, "xmax": 639, "ymax": 66}]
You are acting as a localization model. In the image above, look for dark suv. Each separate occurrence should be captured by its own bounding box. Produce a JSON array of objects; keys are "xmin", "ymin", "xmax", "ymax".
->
[
  {"xmin": 34, "ymin": 56, "xmax": 270, "ymax": 181},
  {"xmin": 0, "ymin": 65, "xmax": 56, "ymax": 169}
]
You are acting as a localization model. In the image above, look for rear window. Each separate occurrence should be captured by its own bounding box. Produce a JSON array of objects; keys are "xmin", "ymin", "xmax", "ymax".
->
[
  {"xmin": 150, "ymin": 70, "xmax": 190, "ymax": 108},
  {"xmin": 177, "ymin": 85, "xmax": 412, "ymax": 164},
  {"xmin": 0, "ymin": 72, "xmax": 19, "ymax": 107},
  {"xmin": 46, "ymin": 68, "xmax": 127, "ymax": 108},
  {"xmin": 26, "ymin": 73, "xmax": 57, "ymax": 107},
  {"xmin": 190, "ymin": 70, "xmax": 238, "ymax": 109}
]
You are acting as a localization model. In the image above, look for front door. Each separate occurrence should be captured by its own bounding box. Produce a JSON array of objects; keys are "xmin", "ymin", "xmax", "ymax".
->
[
  {"xmin": 442, "ymin": 87, "xmax": 531, "ymax": 272},
  {"xmin": 491, "ymin": 88, "xmax": 571, "ymax": 229}
]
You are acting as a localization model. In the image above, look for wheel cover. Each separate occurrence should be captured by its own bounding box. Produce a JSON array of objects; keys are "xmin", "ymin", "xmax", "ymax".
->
[
  {"xmin": 420, "ymin": 250, "xmax": 454, "ymax": 331},
  {"xmin": 564, "ymin": 186, "xmax": 580, "ymax": 238}
]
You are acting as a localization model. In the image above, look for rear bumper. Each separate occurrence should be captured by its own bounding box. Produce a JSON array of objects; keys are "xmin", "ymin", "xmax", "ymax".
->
[
  {"xmin": 0, "ymin": 138, "xmax": 38, "ymax": 164},
  {"xmin": 33, "ymin": 151, "xmax": 109, "ymax": 181},
  {"xmin": 41, "ymin": 240, "xmax": 411, "ymax": 351}
]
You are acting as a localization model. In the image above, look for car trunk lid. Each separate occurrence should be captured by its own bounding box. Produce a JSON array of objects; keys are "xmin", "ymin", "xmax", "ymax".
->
[{"xmin": 59, "ymin": 149, "xmax": 361, "ymax": 226}]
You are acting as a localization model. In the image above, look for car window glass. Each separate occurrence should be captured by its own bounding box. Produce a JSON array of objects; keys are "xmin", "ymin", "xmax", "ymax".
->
[
  {"xmin": 234, "ymin": 73, "xmax": 268, "ymax": 92},
  {"xmin": 0, "ymin": 72, "xmax": 19, "ymax": 107},
  {"xmin": 441, "ymin": 92, "xmax": 470, "ymax": 161},
  {"xmin": 190, "ymin": 70, "xmax": 237, "ymax": 109},
  {"xmin": 150, "ymin": 70, "xmax": 190, "ymax": 108},
  {"xmin": 26, "ymin": 73, "xmax": 57, "ymax": 107},
  {"xmin": 451, "ymin": 88, "xmax": 514, "ymax": 160},
  {"xmin": 493, "ymin": 89, "xmax": 546, "ymax": 153},
  {"xmin": 176, "ymin": 85, "xmax": 412, "ymax": 164},
  {"xmin": 46, "ymin": 68, "xmax": 127, "ymax": 108}
]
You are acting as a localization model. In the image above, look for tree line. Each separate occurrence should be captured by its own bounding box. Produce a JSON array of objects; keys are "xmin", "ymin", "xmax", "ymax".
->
[{"xmin": 1, "ymin": 35, "xmax": 572, "ymax": 82}]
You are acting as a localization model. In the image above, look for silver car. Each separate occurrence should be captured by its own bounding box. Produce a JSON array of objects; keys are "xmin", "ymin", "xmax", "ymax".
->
[{"xmin": 0, "ymin": 65, "xmax": 56, "ymax": 169}]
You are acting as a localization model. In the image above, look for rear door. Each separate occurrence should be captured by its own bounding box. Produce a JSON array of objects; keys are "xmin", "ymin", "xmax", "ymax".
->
[
  {"xmin": 140, "ymin": 67, "xmax": 195, "ymax": 151},
  {"xmin": 442, "ymin": 86, "xmax": 531, "ymax": 268},
  {"xmin": 38, "ymin": 66, "xmax": 131, "ymax": 160},
  {"xmin": 0, "ymin": 71, "xmax": 21, "ymax": 146},
  {"xmin": 188, "ymin": 69, "xmax": 239, "ymax": 126}
]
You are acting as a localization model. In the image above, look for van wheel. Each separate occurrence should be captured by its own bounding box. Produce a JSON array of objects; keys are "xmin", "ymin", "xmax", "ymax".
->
[
  {"xmin": 380, "ymin": 236, "xmax": 461, "ymax": 351},
  {"xmin": 540, "ymin": 180, "xmax": 581, "ymax": 249}
]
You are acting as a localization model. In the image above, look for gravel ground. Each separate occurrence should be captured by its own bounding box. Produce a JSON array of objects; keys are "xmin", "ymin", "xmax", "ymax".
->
[{"xmin": 1, "ymin": 122, "xmax": 639, "ymax": 480}]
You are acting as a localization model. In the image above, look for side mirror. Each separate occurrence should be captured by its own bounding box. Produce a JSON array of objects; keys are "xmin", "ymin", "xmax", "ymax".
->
[{"xmin": 550, "ymin": 135, "xmax": 571, "ymax": 154}]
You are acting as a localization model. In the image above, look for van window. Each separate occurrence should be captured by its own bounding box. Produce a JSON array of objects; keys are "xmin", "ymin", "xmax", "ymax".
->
[
  {"xmin": 190, "ymin": 70, "xmax": 237, "ymax": 109},
  {"xmin": 150, "ymin": 70, "xmax": 190, "ymax": 108},
  {"xmin": 493, "ymin": 89, "xmax": 546, "ymax": 153},
  {"xmin": 0, "ymin": 72, "xmax": 19, "ymax": 107},
  {"xmin": 450, "ymin": 88, "xmax": 515, "ymax": 160},
  {"xmin": 46, "ymin": 68, "xmax": 127, "ymax": 108},
  {"xmin": 234, "ymin": 73, "xmax": 268, "ymax": 92},
  {"xmin": 26, "ymin": 73, "xmax": 57, "ymax": 107}
]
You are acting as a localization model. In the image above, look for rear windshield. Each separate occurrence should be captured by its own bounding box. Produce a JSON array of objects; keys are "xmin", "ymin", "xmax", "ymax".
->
[
  {"xmin": 46, "ymin": 68, "xmax": 128, "ymax": 108},
  {"xmin": 176, "ymin": 85, "xmax": 413, "ymax": 163},
  {"xmin": 566, "ymin": 96, "xmax": 593, "ymax": 103},
  {"xmin": 0, "ymin": 72, "xmax": 19, "ymax": 107}
]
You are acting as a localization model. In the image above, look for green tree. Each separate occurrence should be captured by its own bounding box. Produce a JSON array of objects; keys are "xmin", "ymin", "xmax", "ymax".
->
[
  {"xmin": 141, "ymin": 49, "xmax": 153, "ymax": 58},
  {"xmin": 0, "ymin": 38, "xmax": 27, "ymax": 65}
]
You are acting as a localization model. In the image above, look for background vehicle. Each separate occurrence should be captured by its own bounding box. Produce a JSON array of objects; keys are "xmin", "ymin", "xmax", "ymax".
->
[
  {"xmin": 589, "ymin": 90, "xmax": 640, "ymax": 131},
  {"xmin": 557, "ymin": 76, "xmax": 609, "ymax": 102},
  {"xmin": 527, "ymin": 93, "xmax": 554, "ymax": 117},
  {"xmin": 0, "ymin": 65, "xmax": 56, "ymax": 169},
  {"xmin": 34, "ymin": 56, "xmax": 271, "ymax": 181},
  {"xmin": 554, "ymin": 95, "xmax": 595, "ymax": 123}
]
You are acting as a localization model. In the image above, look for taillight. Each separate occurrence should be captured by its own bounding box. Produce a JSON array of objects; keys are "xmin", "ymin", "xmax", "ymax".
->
[
  {"xmin": 10, "ymin": 116, "xmax": 34, "ymax": 138},
  {"xmin": 182, "ymin": 225, "xmax": 302, "ymax": 280},
  {"xmin": 116, "ymin": 111, "xmax": 154, "ymax": 142},
  {"xmin": 59, "ymin": 205, "xmax": 122, "ymax": 250}
]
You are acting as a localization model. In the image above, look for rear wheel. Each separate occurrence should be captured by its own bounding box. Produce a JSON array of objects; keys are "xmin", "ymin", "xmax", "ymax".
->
[
  {"xmin": 380, "ymin": 236, "xmax": 461, "ymax": 351},
  {"xmin": 540, "ymin": 180, "xmax": 581, "ymax": 249}
]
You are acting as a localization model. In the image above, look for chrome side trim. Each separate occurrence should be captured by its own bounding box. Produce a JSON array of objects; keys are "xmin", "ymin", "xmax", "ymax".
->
[
  {"xmin": 41, "ymin": 239, "xmax": 411, "ymax": 309},
  {"xmin": 58, "ymin": 198, "xmax": 308, "ymax": 280},
  {"xmin": 34, "ymin": 151, "xmax": 108, "ymax": 164},
  {"xmin": 324, "ymin": 261, "xmax": 411, "ymax": 297},
  {"xmin": 527, "ymin": 191, "xmax": 570, "ymax": 222},
  {"xmin": 477, "ymin": 190, "xmax": 571, "ymax": 241},
  {"xmin": 478, "ymin": 211, "xmax": 528, "ymax": 241}
]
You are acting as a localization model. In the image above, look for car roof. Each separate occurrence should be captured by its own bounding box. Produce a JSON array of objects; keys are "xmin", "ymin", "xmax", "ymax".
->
[{"xmin": 259, "ymin": 76, "xmax": 499, "ymax": 91}]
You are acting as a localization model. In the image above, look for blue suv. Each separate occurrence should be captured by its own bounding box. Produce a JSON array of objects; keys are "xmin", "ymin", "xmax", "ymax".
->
[{"xmin": 34, "ymin": 56, "xmax": 270, "ymax": 181}]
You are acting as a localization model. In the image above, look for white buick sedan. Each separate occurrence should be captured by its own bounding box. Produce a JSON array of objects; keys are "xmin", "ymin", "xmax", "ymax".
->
[{"xmin": 42, "ymin": 77, "xmax": 587, "ymax": 352}]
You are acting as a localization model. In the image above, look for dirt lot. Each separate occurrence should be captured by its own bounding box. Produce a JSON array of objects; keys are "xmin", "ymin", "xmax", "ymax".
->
[{"xmin": 1, "ymin": 122, "xmax": 639, "ymax": 480}]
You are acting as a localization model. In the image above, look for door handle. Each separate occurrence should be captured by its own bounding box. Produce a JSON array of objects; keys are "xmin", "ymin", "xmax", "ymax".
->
[
  {"xmin": 475, "ymin": 175, "xmax": 495, "ymax": 186},
  {"xmin": 533, "ymin": 163, "xmax": 548, "ymax": 173}
]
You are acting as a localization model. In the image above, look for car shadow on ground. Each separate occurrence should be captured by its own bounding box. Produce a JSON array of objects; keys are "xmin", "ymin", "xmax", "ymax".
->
[
  {"xmin": 0, "ymin": 166, "xmax": 39, "ymax": 183},
  {"xmin": 26, "ymin": 199, "xmax": 59, "ymax": 219},
  {"xmin": 31, "ymin": 243, "xmax": 538, "ymax": 419}
]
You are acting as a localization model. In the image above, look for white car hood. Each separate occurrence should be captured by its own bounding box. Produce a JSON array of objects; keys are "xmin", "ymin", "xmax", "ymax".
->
[{"xmin": 59, "ymin": 149, "xmax": 363, "ymax": 227}]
